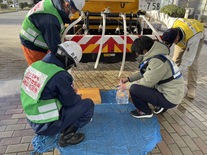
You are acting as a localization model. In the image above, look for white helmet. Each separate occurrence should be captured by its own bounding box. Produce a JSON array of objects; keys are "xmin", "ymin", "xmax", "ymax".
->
[
  {"xmin": 57, "ymin": 41, "xmax": 82, "ymax": 68},
  {"xmin": 69, "ymin": 0, "xmax": 85, "ymax": 11}
]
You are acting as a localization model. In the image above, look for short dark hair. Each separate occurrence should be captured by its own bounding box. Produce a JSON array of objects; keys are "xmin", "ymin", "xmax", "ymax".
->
[
  {"xmin": 131, "ymin": 36, "xmax": 154, "ymax": 55},
  {"xmin": 162, "ymin": 28, "xmax": 178, "ymax": 45}
]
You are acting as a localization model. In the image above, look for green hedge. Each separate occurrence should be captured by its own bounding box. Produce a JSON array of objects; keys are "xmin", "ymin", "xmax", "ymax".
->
[
  {"xmin": 160, "ymin": 4, "xmax": 185, "ymax": 18},
  {"xmin": 0, "ymin": 4, "xmax": 8, "ymax": 9}
]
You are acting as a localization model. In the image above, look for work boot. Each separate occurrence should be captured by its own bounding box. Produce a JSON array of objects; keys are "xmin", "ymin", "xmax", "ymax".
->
[
  {"xmin": 187, "ymin": 88, "xmax": 196, "ymax": 99},
  {"xmin": 58, "ymin": 124, "xmax": 85, "ymax": 147}
]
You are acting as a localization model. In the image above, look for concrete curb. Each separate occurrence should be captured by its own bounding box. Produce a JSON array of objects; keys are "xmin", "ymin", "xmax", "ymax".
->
[{"xmin": 0, "ymin": 10, "xmax": 18, "ymax": 14}]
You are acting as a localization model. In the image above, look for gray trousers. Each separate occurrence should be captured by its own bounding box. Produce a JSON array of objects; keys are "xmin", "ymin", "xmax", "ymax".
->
[{"xmin": 172, "ymin": 39, "xmax": 204, "ymax": 89}]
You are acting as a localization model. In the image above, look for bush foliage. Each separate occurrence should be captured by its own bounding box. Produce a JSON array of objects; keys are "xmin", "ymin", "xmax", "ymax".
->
[
  {"xmin": 160, "ymin": 4, "xmax": 185, "ymax": 18},
  {"xmin": 19, "ymin": 2, "xmax": 33, "ymax": 9},
  {"xmin": 0, "ymin": 4, "xmax": 8, "ymax": 9},
  {"xmin": 19, "ymin": 2, "xmax": 24, "ymax": 9}
]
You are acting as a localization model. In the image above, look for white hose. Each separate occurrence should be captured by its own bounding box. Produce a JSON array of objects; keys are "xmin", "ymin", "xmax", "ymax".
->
[
  {"xmin": 118, "ymin": 13, "xmax": 127, "ymax": 77},
  {"xmin": 94, "ymin": 12, "xmax": 106, "ymax": 69},
  {"xmin": 140, "ymin": 15, "xmax": 162, "ymax": 42},
  {"xmin": 61, "ymin": 11, "xmax": 85, "ymax": 43}
]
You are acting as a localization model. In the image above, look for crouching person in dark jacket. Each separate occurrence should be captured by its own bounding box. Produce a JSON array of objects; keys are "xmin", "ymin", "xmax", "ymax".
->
[
  {"xmin": 20, "ymin": 41, "xmax": 94, "ymax": 147},
  {"xmin": 120, "ymin": 36, "xmax": 184, "ymax": 119}
]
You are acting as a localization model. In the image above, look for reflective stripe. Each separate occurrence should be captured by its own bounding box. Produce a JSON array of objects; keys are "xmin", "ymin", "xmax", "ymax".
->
[
  {"xmin": 38, "ymin": 102, "xmax": 57, "ymax": 113},
  {"xmin": 21, "ymin": 29, "xmax": 35, "ymax": 42},
  {"xmin": 60, "ymin": 23, "xmax": 65, "ymax": 35},
  {"xmin": 26, "ymin": 110, "xmax": 59, "ymax": 121},
  {"xmin": 34, "ymin": 40, "xmax": 48, "ymax": 48},
  {"xmin": 165, "ymin": 56, "xmax": 182, "ymax": 79},
  {"xmin": 173, "ymin": 71, "xmax": 181, "ymax": 78},
  {"xmin": 61, "ymin": 23, "xmax": 64, "ymax": 30},
  {"xmin": 27, "ymin": 28, "xmax": 38, "ymax": 37},
  {"xmin": 21, "ymin": 29, "xmax": 48, "ymax": 48}
]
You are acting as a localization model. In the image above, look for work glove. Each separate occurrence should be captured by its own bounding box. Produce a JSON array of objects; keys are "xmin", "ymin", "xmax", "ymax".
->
[{"xmin": 137, "ymin": 10, "xmax": 146, "ymax": 15}]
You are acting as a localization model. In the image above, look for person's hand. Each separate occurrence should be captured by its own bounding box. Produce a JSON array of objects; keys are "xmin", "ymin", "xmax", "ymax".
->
[
  {"xmin": 137, "ymin": 10, "xmax": 146, "ymax": 15},
  {"xmin": 120, "ymin": 77, "xmax": 129, "ymax": 84},
  {"xmin": 120, "ymin": 83, "xmax": 127, "ymax": 90}
]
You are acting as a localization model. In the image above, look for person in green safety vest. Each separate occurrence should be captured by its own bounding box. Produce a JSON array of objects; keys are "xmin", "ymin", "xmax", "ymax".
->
[
  {"xmin": 20, "ymin": 0, "xmax": 85, "ymax": 65},
  {"xmin": 20, "ymin": 41, "xmax": 94, "ymax": 147}
]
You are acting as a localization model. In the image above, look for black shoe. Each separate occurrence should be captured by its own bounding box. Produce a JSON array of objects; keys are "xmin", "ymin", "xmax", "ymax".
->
[
  {"xmin": 130, "ymin": 109, "xmax": 153, "ymax": 119},
  {"xmin": 58, "ymin": 124, "xmax": 85, "ymax": 147},
  {"xmin": 58, "ymin": 132, "xmax": 85, "ymax": 147},
  {"xmin": 63, "ymin": 124, "xmax": 78, "ymax": 135},
  {"xmin": 153, "ymin": 106, "xmax": 166, "ymax": 114}
]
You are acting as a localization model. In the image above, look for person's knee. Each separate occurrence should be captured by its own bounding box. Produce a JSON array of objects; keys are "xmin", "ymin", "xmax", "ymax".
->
[
  {"xmin": 82, "ymin": 99, "xmax": 94, "ymax": 122},
  {"xmin": 84, "ymin": 98, "xmax": 94, "ymax": 107},
  {"xmin": 129, "ymin": 84, "xmax": 141, "ymax": 95},
  {"xmin": 82, "ymin": 98, "xmax": 95, "ymax": 113}
]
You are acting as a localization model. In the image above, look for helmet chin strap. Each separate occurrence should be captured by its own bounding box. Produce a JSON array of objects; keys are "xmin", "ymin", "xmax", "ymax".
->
[
  {"xmin": 65, "ymin": 56, "xmax": 69, "ymax": 70},
  {"xmin": 65, "ymin": 66, "xmax": 72, "ymax": 70},
  {"xmin": 64, "ymin": 56, "xmax": 75, "ymax": 70}
]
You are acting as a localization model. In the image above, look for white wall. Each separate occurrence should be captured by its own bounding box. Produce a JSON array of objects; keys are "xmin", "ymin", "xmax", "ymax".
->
[{"xmin": 161, "ymin": 0, "xmax": 173, "ymax": 7}]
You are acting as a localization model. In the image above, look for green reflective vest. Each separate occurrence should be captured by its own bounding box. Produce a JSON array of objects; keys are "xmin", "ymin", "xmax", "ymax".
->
[
  {"xmin": 20, "ymin": 0, "xmax": 65, "ymax": 49},
  {"xmin": 21, "ymin": 61, "xmax": 64, "ymax": 124}
]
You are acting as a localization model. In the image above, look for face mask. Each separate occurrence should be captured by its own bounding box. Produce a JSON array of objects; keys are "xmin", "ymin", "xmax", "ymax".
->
[
  {"xmin": 164, "ymin": 41, "xmax": 173, "ymax": 48},
  {"xmin": 68, "ymin": 13, "xmax": 74, "ymax": 18},
  {"xmin": 67, "ymin": 4, "xmax": 75, "ymax": 19},
  {"xmin": 136, "ymin": 55, "xmax": 144, "ymax": 63},
  {"xmin": 168, "ymin": 43, "xmax": 173, "ymax": 47}
]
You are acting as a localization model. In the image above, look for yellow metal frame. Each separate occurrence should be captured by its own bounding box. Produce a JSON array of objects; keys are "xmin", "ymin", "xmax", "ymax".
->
[
  {"xmin": 82, "ymin": 0, "xmax": 139, "ymax": 14},
  {"xmin": 87, "ymin": 0, "xmax": 135, "ymax": 2}
]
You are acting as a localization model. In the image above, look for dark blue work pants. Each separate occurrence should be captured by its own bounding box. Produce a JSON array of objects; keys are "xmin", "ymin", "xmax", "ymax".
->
[
  {"xmin": 31, "ymin": 98, "xmax": 94, "ymax": 136},
  {"xmin": 129, "ymin": 84, "xmax": 176, "ymax": 114}
]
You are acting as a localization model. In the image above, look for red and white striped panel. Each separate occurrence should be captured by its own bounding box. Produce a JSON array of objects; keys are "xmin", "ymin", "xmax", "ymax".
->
[{"xmin": 64, "ymin": 35, "xmax": 158, "ymax": 53}]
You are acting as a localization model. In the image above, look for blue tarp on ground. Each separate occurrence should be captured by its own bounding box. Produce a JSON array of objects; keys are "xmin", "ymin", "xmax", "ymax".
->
[
  {"xmin": 31, "ymin": 90, "xmax": 162, "ymax": 155},
  {"xmin": 100, "ymin": 89, "xmax": 117, "ymax": 104}
]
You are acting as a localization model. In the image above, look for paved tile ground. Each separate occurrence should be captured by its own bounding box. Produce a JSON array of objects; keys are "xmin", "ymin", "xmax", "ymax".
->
[{"xmin": 1, "ymin": 11, "xmax": 207, "ymax": 155}]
